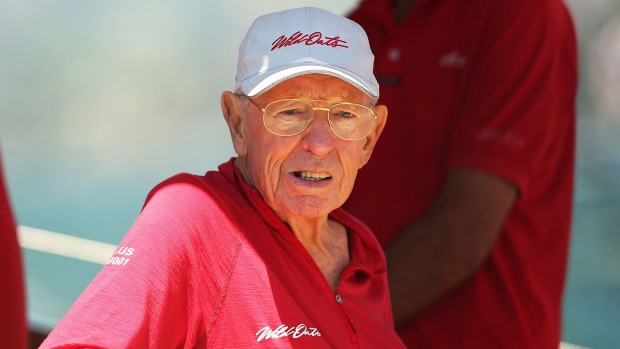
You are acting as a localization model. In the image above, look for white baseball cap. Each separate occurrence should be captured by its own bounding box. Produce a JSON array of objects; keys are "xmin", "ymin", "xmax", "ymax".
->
[{"xmin": 235, "ymin": 7, "xmax": 379, "ymax": 99}]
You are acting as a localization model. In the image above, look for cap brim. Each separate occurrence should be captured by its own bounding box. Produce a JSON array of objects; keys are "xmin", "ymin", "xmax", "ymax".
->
[{"xmin": 239, "ymin": 65, "xmax": 379, "ymax": 99}]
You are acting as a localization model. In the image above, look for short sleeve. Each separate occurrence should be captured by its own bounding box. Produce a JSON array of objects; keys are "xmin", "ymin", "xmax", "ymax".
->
[
  {"xmin": 447, "ymin": 1, "xmax": 577, "ymax": 192},
  {"xmin": 40, "ymin": 175, "xmax": 232, "ymax": 349}
]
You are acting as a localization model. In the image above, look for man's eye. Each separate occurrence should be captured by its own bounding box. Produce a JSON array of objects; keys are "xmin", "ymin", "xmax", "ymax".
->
[{"xmin": 334, "ymin": 110, "xmax": 356, "ymax": 119}]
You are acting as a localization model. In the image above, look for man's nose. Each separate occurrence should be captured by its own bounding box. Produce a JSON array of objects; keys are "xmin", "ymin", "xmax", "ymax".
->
[{"xmin": 301, "ymin": 110, "xmax": 336, "ymax": 156}]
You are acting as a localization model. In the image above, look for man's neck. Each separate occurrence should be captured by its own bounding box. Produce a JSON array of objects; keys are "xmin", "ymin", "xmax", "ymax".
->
[{"xmin": 289, "ymin": 218, "xmax": 350, "ymax": 292}]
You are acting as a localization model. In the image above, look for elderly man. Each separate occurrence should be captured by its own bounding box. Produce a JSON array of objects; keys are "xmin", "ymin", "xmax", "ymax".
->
[{"xmin": 40, "ymin": 7, "xmax": 405, "ymax": 349}]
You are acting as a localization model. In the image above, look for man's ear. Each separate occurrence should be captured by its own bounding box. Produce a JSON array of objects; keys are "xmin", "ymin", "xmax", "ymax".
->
[
  {"xmin": 221, "ymin": 91, "xmax": 248, "ymax": 157},
  {"xmin": 360, "ymin": 104, "xmax": 388, "ymax": 168}
]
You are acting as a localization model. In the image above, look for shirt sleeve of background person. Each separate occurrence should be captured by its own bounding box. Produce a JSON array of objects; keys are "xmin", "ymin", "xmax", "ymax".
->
[{"xmin": 0, "ymin": 148, "xmax": 28, "ymax": 349}]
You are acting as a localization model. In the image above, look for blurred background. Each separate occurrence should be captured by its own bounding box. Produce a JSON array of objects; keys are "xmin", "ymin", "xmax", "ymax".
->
[{"xmin": 1, "ymin": 0, "xmax": 619, "ymax": 348}]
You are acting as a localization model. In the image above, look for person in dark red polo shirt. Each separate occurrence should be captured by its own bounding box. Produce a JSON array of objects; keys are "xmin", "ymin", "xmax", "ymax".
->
[
  {"xmin": 0, "ymin": 146, "xmax": 27, "ymax": 349},
  {"xmin": 345, "ymin": 0, "xmax": 577, "ymax": 348}
]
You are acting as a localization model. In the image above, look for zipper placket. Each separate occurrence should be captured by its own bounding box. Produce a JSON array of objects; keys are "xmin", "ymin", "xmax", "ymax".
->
[
  {"xmin": 282, "ymin": 228, "xmax": 360, "ymax": 346},
  {"xmin": 335, "ymin": 271, "xmax": 359, "ymax": 348}
]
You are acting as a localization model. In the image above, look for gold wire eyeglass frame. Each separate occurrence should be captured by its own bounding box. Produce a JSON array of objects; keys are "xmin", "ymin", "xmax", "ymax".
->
[{"xmin": 242, "ymin": 96, "xmax": 378, "ymax": 141}]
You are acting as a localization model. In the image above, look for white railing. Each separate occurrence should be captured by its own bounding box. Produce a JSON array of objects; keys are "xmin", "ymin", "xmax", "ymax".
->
[{"xmin": 17, "ymin": 225, "xmax": 117, "ymax": 264}]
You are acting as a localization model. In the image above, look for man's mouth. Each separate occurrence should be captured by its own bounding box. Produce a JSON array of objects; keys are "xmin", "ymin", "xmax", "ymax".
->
[{"xmin": 294, "ymin": 171, "xmax": 332, "ymax": 182}]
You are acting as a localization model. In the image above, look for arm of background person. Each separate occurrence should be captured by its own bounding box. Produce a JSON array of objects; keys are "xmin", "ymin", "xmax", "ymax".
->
[{"xmin": 387, "ymin": 168, "xmax": 517, "ymax": 327}]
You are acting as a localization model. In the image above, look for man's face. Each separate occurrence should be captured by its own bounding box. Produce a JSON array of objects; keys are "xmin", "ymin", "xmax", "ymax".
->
[{"xmin": 232, "ymin": 74, "xmax": 385, "ymax": 223}]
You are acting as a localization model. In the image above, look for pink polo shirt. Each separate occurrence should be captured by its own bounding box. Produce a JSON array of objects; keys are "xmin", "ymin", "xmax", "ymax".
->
[{"xmin": 41, "ymin": 158, "xmax": 405, "ymax": 349}]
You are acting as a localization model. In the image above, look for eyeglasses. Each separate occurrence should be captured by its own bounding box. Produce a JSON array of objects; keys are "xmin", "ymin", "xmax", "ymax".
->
[{"xmin": 244, "ymin": 97, "xmax": 377, "ymax": 141}]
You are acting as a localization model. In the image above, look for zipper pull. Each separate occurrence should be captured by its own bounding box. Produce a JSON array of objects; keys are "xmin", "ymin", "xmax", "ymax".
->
[{"xmin": 336, "ymin": 294, "xmax": 344, "ymax": 304}]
